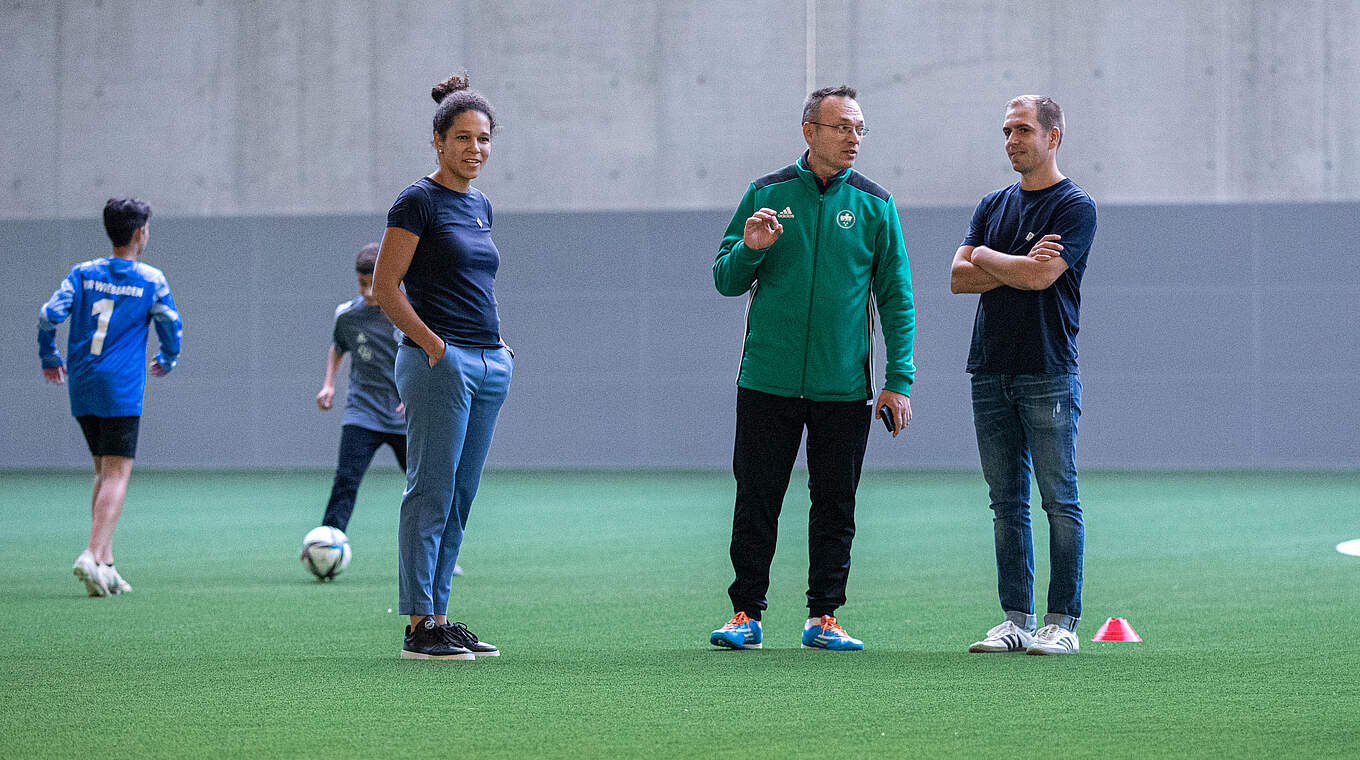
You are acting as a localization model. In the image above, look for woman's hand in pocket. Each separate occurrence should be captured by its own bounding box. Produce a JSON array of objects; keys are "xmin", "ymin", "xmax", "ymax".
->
[{"xmin": 426, "ymin": 341, "xmax": 446, "ymax": 368}]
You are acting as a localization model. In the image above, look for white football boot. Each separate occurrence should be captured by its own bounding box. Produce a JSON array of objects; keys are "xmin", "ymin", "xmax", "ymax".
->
[
  {"xmin": 73, "ymin": 550, "xmax": 109, "ymax": 597},
  {"xmin": 103, "ymin": 564, "xmax": 133, "ymax": 594}
]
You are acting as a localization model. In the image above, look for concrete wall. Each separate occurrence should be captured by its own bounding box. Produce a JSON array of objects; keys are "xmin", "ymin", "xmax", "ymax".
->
[
  {"xmin": 7, "ymin": 0, "xmax": 1360, "ymax": 219},
  {"xmin": 4, "ymin": 1, "xmax": 1358, "ymax": 469}
]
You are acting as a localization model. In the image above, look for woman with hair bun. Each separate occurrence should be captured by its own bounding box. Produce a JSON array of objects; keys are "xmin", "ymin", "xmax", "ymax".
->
[{"xmin": 373, "ymin": 72, "xmax": 512, "ymax": 660}]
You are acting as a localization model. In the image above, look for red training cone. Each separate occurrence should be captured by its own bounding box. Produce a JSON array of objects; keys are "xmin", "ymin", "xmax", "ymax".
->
[{"xmin": 1091, "ymin": 617, "xmax": 1142, "ymax": 642}]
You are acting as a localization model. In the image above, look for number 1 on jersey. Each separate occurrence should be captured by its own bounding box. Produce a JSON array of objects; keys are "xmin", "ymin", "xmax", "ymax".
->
[{"xmin": 90, "ymin": 298, "xmax": 114, "ymax": 355}]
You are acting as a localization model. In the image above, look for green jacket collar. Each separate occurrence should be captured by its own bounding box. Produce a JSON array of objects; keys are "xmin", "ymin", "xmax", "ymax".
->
[{"xmin": 796, "ymin": 151, "xmax": 850, "ymax": 193}]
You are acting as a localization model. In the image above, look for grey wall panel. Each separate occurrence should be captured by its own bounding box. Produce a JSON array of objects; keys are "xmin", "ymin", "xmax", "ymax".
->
[
  {"xmin": 1256, "ymin": 380, "xmax": 1359, "ymax": 467},
  {"xmin": 495, "ymin": 211, "xmax": 646, "ymax": 292},
  {"xmin": 2, "ymin": 377, "xmax": 90, "ymax": 455},
  {"xmin": 1256, "ymin": 204, "xmax": 1360, "ymax": 288},
  {"xmin": 1086, "ymin": 204, "xmax": 1256, "ymax": 288},
  {"xmin": 639, "ymin": 293, "xmax": 746, "ymax": 380},
  {"xmin": 647, "ymin": 379, "xmax": 739, "ymax": 466},
  {"xmin": 1079, "ymin": 288, "xmax": 1255, "ymax": 376},
  {"xmin": 1078, "ymin": 377, "xmax": 1259, "ymax": 469},
  {"xmin": 1258, "ymin": 289, "xmax": 1356, "ymax": 376},
  {"xmin": 9, "ymin": 201, "xmax": 1357, "ymax": 470},
  {"xmin": 641, "ymin": 211, "xmax": 738, "ymax": 292},
  {"xmin": 492, "ymin": 374, "xmax": 646, "ymax": 468},
  {"xmin": 508, "ymin": 293, "xmax": 646, "ymax": 379}
]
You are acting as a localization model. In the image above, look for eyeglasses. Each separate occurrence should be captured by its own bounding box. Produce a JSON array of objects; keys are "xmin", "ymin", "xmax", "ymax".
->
[{"xmin": 806, "ymin": 121, "xmax": 868, "ymax": 137}]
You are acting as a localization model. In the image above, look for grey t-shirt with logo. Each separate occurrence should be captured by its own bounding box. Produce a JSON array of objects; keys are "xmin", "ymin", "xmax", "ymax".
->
[{"xmin": 333, "ymin": 297, "xmax": 405, "ymax": 435}]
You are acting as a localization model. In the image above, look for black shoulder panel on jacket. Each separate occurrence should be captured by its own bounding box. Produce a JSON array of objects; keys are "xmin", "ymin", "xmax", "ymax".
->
[
  {"xmin": 846, "ymin": 171, "xmax": 891, "ymax": 203},
  {"xmin": 753, "ymin": 165, "xmax": 800, "ymax": 190}
]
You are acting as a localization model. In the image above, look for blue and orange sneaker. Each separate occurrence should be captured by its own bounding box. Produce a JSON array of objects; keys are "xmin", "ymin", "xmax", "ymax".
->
[
  {"xmin": 710, "ymin": 611, "xmax": 762, "ymax": 649},
  {"xmin": 801, "ymin": 615, "xmax": 863, "ymax": 651}
]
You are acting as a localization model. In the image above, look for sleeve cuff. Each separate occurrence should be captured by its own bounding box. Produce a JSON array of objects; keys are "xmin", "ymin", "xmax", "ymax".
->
[{"xmin": 883, "ymin": 374, "xmax": 913, "ymax": 397}]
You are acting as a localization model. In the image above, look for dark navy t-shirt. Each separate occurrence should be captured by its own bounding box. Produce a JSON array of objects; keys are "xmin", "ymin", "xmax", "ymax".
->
[
  {"xmin": 386, "ymin": 176, "xmax": 501, "ymax": 348},
  {"xmin": 962, "ymin": 178, "xmax": 1097, "ymax": 375}
]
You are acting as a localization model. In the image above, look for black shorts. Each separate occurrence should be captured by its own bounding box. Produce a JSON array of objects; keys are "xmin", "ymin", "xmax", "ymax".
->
[{"xmin": 76, "ymin": 415, "xmax": 141, "ymax": 458}]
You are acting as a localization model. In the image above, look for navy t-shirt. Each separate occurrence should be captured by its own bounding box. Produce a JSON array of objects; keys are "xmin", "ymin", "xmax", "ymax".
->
[
  {"xmin": 386, "ymin": 176, "xmax": 502, "ymax": 348},
  {"xmin": 332, "ymin": 297, "xmax": 404, "ymax": 435},
  {"xmin": 962, "ymin": 178, "xmax": 1097, "ymax": 374}
]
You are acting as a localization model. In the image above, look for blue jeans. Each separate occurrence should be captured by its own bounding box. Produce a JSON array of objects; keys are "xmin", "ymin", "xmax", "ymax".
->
[
  {"xmin": 394, "ymin": 342, "xmax": 512, "ymax": 616},
  {"xmin": 970, "ymin": 373, "xmax": 1082, "ymax": 632}
]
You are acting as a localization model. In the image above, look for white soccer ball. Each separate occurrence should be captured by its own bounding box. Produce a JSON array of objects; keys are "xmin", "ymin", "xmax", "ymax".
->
[{"xmin": 300, "ymin": 526, "xmax": 352, "ymax": 581}]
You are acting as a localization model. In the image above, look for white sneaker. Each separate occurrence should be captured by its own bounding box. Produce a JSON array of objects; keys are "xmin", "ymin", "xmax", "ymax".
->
[
  {"xmin": 73, "ymin": 551, "xmax": 109, "ymax": 597},
  {"xmin": 103, "ymin": 564, "xmax": 133, "ymax": 594},
  {"xmin": 969, "ymin": 620, "xmax": 1035, "ymax": 653},
  {"xmin": 1026, "ymin": 624, "xmax": 1079, "ymax": 655}
]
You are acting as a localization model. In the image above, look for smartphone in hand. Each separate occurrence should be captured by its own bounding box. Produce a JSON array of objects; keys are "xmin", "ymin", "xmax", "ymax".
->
[{"xmin": 878, "ymin": 405, "xmax": 896, "ymax": 434}]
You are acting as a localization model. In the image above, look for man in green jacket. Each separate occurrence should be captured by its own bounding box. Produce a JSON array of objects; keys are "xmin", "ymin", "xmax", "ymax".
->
[{"xmin": 709, "ymin": 85, "xmax": 916, "ymax": 652}]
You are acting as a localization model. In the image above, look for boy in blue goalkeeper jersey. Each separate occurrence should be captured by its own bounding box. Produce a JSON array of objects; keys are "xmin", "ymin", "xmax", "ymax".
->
[{"xmin": 38, "ymin": 198, "xmax": 183, "ymax": 598}]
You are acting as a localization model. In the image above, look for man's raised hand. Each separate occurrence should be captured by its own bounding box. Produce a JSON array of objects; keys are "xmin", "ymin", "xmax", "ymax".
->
[{"xmin": 743, "ymin": 207, "xmax": 784, "ymax": 250}]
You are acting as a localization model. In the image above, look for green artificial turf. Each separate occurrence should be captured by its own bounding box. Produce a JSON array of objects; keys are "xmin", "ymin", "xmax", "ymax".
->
[{"xmin": 1, "ymin": 469, "xmax": 1357, "ymax": 758}]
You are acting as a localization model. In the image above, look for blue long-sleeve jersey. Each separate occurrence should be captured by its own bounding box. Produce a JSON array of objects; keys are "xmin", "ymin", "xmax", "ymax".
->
[{"xmin": 38, "ymin": 256, "xmax": 182, "ymax": 417}]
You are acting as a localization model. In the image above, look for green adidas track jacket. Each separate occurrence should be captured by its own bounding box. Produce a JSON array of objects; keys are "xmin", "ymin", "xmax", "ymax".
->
[{"xmin": 714, "ymin": 155, "xmax": 916, "ymax": 401}]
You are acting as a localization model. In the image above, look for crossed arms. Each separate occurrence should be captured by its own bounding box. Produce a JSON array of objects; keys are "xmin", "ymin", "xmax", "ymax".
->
[{"xmin": 949, "ymin": 234, "xmax": 1068, "ymax": 294}]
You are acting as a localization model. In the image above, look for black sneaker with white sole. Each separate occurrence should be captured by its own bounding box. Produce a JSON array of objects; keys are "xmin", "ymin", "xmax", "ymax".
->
[
  {"xmin": 442, "ymin": 621, "xmax": 499, "ymax": 657},
  {"xmin": 401, "ymin": 617, "xmax": 475, "ymax": 660}
]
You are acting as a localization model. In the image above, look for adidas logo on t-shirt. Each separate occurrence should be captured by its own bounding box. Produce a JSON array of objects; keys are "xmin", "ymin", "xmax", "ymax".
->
[{"xmin": 776, "ymin": 207, "xmax": 795, "ymax": 219}]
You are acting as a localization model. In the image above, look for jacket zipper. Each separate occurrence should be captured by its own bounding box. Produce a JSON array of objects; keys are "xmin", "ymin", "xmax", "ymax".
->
[{"xmin": 800, "ymin": 193, "xmax": 824, "ymax": 398}]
